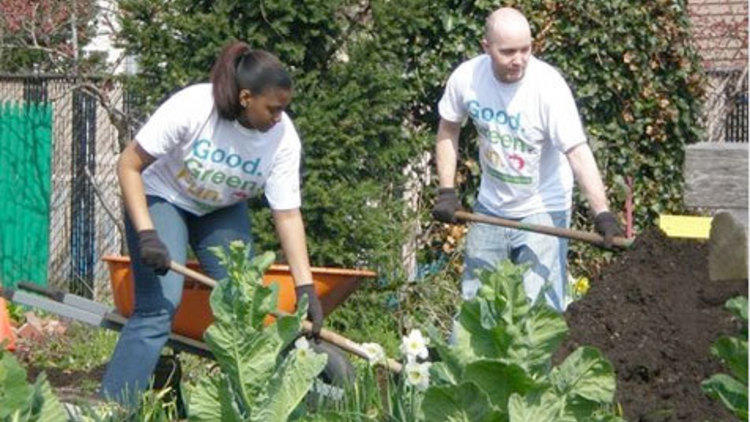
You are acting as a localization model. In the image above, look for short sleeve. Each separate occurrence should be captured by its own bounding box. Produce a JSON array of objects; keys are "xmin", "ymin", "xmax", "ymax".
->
[
  {"xmin": 135, "ymin": 85, "xmax": 208, "ymax": 158},
  {"xmin": 264, "ymin": 116, "xmax": 302, "ymax": 210},
  {"xmin": 544, "ymin": 73, "xmax": 588, "ymax": 153},
  {"xmin": 437, "ymin": 70, "xmax": 467, "ymax": 123}
]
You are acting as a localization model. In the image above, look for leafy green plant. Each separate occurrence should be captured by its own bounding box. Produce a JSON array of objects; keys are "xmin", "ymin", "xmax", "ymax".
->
[
  {"xmin": 0, "ymin": 350, "xmax": 67, "ymax": 422},
  {"xmin": 702, "ymin": 296, "xmax": 748, "ymax": 421},
  {"xmin": 188, "ymin": 241, "xmax": 328, "ymax": 421},
  {"xmin": 70, "ymin": 387, "xmax": 180, "ymax": 422},
  {"xmin": 423, "ymin": 261, "xmax": 623, "ymax": 421}
]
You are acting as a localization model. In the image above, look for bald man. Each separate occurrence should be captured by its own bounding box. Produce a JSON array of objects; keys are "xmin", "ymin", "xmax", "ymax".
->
[{"xmin": 433, "ymin": 7, "xmax": 622, "ymax": 311}]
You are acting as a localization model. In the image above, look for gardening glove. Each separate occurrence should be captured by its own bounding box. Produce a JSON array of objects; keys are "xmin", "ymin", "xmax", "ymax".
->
[
  {"xmin": 295, "ymin": 284, "xmax": 323, "ymax": 338},
  {"xmin": 593, "ymin": 211, "xmax": 623, "ymax": 249},
  {"xmin": 137, "ymin": 229, "xmax": 171, "ymax": 275},
  {"xmin": 432, "ymin": 187, "xmax": 460, "ymax": 223}
]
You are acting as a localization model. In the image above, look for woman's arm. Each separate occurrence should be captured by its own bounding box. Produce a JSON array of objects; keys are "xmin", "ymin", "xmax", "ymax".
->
[
  {"xmin": 117, "ymin": 141, "xmax": 157, "ymax": 230},
  {"xmin": 272, "ymin": 208, "xmax": 314, "ymax": 286},
  {"xmin": 272, "ymin": 208, "xmax": 323, "ymax": 335}
]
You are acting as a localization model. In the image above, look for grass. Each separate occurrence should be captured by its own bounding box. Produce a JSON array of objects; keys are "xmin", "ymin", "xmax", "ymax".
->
[{"xmin": 17, "ymin": 319, "xmax": 117, "ymax": 372}]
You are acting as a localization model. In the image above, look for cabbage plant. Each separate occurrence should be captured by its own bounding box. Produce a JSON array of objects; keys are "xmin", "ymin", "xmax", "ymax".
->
[
  {"xmin": 422, "ymin": 260, "xmax": 623, "ymax": 421},
  {"xmin": 702, "ymin": 296, "xmax": 748, "ymax": 421},
  {"xmin": 189, "ymin": 242, "xmax": 327, "ymax": 421},
  {"xmin": 0, "ymin": 350, "xmax": 67, "ymax": 421}
]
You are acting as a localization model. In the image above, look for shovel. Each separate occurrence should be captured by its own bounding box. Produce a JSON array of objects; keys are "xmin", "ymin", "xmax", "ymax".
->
[
  {"xmin": 454, "ymin": 210, "xmax": 634, "ymax": 249},
  {"xmin": 168, "ymin": 260, "xmax": 403, "ymax": 373}
]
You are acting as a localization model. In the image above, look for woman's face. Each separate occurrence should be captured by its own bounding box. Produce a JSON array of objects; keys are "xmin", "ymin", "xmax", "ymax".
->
[{"xmin": 238, "ymin": 87, "xmax": 292, "ymax": 132}]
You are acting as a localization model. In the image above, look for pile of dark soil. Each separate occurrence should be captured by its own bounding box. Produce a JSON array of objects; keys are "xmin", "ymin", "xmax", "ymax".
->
[{"xmin": 557, "ymin": 229, "xmax": 747, "ymax": 422}]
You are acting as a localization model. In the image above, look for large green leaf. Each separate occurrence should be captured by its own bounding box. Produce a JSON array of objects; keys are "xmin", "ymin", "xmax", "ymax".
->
[
  {"xmin": 204, "ymin": 322, "xmax": 284, "ymax": 406},
  {"xmin": 189, "ymin": 374, "xmax": 244, "ymax": 421},
  {"xmin": 424, "ymin": 325, "xmax": 468, "ymax": 383},
  {"xmin": 247, "ymin": 278, "xmax": 279, "ymax": 329},
  {"xmin": 250, "ymin": 347, "xmax": 328, "ymax": 422},
  {"xmin": 454, "ymin": 302, "xmax": 504, "ymax": 361},
  {"xmin": 0, "ymin": 353, "xmax": 67, "ymax": 421},
  {"xmin": 27, "ymin": 372, "xmax": 68, "ymax": 422},
  {"xmin": 549, "ymin": 346, "xmax": 616, "ymax": 404},
  {"xmin": 0, "ymin": 352, "xmax": 33, "ymax": 418},
  {"xmin": 507, "ymin": 304, "xmax": 568, "ymax": 376},
  {"xmin": 725, "ymin": 296, "xmax": 748, "ymax": 322},
  {"xmin": 463, "ymin": 359, "xmax": 538, "ymax": 412},
  {"xmin": 478, "ymin": 261, "xmax": 532, "ymax": 325},
  {"xmin": 701, "ymin": 373, "xmax": 749, "ymax": 420},
  {"xmin": 422, "ymin": 382, "xmax": 494, "ymax": 421},
  {"xmin": 508, "ymin": 391, "xmax": 565, "ymax": 422},
  {"xmin": 711, "ymin": 336, "xmax": 748, "ymax": 384}
]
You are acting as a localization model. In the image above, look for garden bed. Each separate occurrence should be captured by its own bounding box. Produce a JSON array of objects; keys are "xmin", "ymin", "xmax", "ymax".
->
[{"xmin": 556, "ymin": 229, "xmax": 747, "ymax": 421}]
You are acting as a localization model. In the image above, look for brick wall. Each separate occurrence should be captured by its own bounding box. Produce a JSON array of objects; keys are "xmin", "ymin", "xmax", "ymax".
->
[{"xmin": 688, "ymin": 0, "xmax": 748, "ymax": 70}]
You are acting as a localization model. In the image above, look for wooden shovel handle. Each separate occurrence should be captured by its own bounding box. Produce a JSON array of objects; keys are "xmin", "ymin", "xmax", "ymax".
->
[
  {"xmin": 454, "ymin": 211, "xmax": 634, "ymax": 250},
  {"xmin": 169, "ymin": 261, "xmax": 403, "ymax": 373}
]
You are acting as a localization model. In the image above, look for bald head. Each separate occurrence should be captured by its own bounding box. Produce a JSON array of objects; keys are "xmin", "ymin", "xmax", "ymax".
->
[
  {"xmin": 482, "ymin": 7, "xmax": 533, "ymax": 83},
  {"xmin": 484, "ymin": 7, "xmax": 531, "ymax": 44}
]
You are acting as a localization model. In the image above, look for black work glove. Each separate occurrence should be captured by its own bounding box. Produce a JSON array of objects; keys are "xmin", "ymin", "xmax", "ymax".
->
[
  {"xmin": 137, "ymin": 229, "xmax": 171, "ymax": 275},
  {"xmin": 432, "ymin": 188, "xmax": 460, "ymax": 223},
  {"xmin": 295, "ymin": 284, "xmax": 323, "ymax": 338},
  {"xmin": 593, "ymin": 211, "xmax": 623, "ymax": 249}
]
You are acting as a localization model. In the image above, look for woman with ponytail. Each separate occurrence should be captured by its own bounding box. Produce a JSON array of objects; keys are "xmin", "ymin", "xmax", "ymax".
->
[{"xmin": 101, "ymin": 40, "xmax": 323, "ymax": 403}]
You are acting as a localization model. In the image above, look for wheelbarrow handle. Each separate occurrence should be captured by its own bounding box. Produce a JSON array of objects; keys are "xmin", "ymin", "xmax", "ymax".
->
[
  {"xmin": 454, "ymin": 210, "xmax": 634, "ymax": 250},
  {"xmin": 168, "ymin": 261, "xmax": 403, "ymax": 373}
]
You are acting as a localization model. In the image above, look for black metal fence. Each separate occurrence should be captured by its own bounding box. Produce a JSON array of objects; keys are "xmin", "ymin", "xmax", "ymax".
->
[
  {"xmin": 0, "ymin": 75, "xmax": 148, "ymax": 299},
  {"xmin": 724, "ymin": 72, "xmax": 748, "ymax": 143},
  {"xmin": 706, "ymin": 68, "xmax": 748, "ymax": 143}
]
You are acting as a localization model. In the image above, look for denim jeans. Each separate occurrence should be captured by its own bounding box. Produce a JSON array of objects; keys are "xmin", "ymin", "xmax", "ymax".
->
[
  {"xmin": 462, "ymin": 201, "xmax": 570, "ymax": 312},
  {"xmin": 101, "ymin": 196, "xmax": 253, "ymax": 404}
]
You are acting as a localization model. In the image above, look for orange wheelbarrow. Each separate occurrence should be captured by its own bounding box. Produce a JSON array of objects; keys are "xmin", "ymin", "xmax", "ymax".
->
[{"xmin": 103, "ymin": 255, "xmax": 377, "ymax": 341}]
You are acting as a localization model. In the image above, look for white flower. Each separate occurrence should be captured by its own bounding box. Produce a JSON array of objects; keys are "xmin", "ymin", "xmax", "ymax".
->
[
  {"xmin": 362, "ymin": 342, "xmax": 385, "ymax": 365},
  {"xmin": 400, "ymin": 329, "xmax": 430, "ymax": 361},
  {"xmin": 295, "ymin": 336, "xmax": 311, "ymax": 359},
  {"xmin": 404, "ymin": 361, "xmax": 431, "ymax": 390}
]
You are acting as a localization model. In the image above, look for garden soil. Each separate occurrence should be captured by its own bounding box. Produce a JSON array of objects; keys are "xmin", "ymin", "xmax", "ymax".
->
[{"xmin": 555, "ymin": 229, "xmax": 747, "ymax": 422}]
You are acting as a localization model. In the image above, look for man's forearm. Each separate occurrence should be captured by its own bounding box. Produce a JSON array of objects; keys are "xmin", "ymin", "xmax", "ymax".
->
[
  {"xmin": 436, "ymin": 119, "xmax": 461, "ymax": 188},
  {"xmin": 566, "ymin": 143, "xmax": 609, "ymax": 214}
]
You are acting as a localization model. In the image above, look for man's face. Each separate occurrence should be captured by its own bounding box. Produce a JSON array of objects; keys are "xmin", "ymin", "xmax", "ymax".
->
[{"xmin": 482, "ymin": 33, "xmax": 532, "ymax": 83}]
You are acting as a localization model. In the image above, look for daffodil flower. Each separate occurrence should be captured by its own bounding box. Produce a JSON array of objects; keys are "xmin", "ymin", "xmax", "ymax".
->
[
  {"xmin": 362, "ymin": 342, "xmax": 385, "ymax": 365},
  {"xmin": 404, "ymin": 361, "xmax": 431, "ymax": 390},
  {"xmin": 401, "ymin": 329, "xmax": 430, "ymax": 362}
]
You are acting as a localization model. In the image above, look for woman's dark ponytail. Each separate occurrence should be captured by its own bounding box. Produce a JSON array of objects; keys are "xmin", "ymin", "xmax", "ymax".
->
[{"xmin": 210, "ymin": 41, "xmax": 292, "ymax": 120}]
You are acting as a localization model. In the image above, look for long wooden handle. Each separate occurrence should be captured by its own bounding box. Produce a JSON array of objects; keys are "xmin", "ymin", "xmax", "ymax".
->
[
  {"xmin": 454, "ymin": 211, "xmax": 634, "ymax": 249},
  {"xmin": 169, "ymin": 261, "xmax": 403, "ymax": 373}
]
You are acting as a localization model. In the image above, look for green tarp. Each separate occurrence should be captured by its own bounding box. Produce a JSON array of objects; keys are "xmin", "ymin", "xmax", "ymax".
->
[{"xmin": 0, "ymin": 101, "xmax": 52, "ymax": 289}]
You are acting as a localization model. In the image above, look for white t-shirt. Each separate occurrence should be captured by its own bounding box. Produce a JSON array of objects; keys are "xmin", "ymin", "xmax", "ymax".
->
[
  {"xmin": 136, "ymin": 83, "xmax": 301, "ymax": 216},
  {"xmin": 438, "ymin": 55, "xmax": 587, "ymax": 218}
]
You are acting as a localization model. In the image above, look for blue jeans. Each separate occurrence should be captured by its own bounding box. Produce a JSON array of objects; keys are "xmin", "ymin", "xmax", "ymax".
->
[
  {"xmin": 101, "ymin": 196, "xmax": 252, "ymax": 404},
  {"xmin": 462, "ymin": 201, "xmax": 570, "ymax": 311}
]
